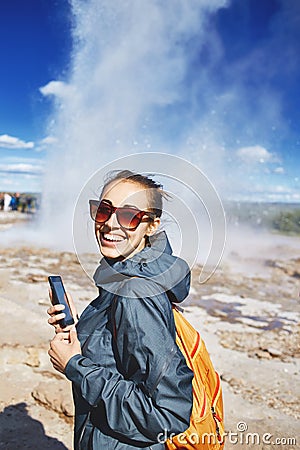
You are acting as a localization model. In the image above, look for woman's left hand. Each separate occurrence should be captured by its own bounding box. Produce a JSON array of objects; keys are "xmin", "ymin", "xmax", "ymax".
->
[{"xmin": 48, "ymin": 329, "xmax": 81, "ymax": 374}]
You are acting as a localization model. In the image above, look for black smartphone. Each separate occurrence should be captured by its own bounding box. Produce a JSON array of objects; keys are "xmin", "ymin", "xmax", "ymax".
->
[{"xmin": 48, "ymin": 275, "xmax": 74, "ymax": 328}]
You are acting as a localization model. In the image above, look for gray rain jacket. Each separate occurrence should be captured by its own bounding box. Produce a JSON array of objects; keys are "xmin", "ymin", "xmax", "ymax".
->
[{"xmin": 65, "ymin": 231, "xmax": 193, "ymax": 449}]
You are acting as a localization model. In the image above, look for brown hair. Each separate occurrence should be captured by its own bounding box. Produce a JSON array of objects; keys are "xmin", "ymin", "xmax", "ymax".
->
[{"xmin": 101, "ymin": 170, "xmax": 169, "ymax": 218}]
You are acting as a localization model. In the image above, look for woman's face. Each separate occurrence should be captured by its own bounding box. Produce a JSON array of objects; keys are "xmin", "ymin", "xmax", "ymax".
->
[{"xmin": 95, "ymin": 180, "xmax": 160, "ymax": 260}]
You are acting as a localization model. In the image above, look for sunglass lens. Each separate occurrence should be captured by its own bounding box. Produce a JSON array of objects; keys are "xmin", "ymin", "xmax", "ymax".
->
[
  {"xmin": 90, "ymin": 202, "xmax": 98, "ymax": 221},
  {"xmin": 118, "ymin": 209, "xmax": 141, "ymax": 230},
  {"xmin": 95, "ymin": 203, "xmax": 112, "ymax": 223}
]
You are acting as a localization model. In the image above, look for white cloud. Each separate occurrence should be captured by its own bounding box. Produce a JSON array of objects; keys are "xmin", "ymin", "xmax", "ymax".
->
[
  {"xmin": 39, "ymin": 80, "xmax": 74, "ymax": 98},
  {"xmin": 236, "ymin": 145, "xmax": 279, "ymax": 164},
  {"xmin": 1, "ymin": 156, "xmax": 44, "ymax": 165},
  {"xmin": 1, "ymin": 178, "xmax": 14, "ymax": 186},
  {"xmin": 39, "ymin": 136, "xmax": 57, "ymax": 145},
  {"xmin": 273, "ymin": 184, "xmax": 291, "ymax": 193},
  {"xmin": 248, "ymin": 183, "xmax": 293, "ymax": 196},
  {"xmin": 0, "ymin": 160, "xmax": 44, "ymax": 191},
  {"xmin": 266, "ymin": 191, "xmax": 300, "ymax": 202},
  {"xmin": 0, "ymin": 174, "xmax": 42, "ymax": 192},
  {"xmin": 0, "ymin": 134, "xmax": 34, "ymax": 149},
  {"xmin": 274, "ymin": 166, "xmax": 284, "ymax": 174},
  {"xmin": 35, "ymin": 135, "xmax": 58, "ymax": 152},
  {"xmin": 249, "ymin": 184, "xmax": 288, "ymax": 194},
  {"xmin": 0, "ymin": 163, "xmax": 44, "ymax": 175}
]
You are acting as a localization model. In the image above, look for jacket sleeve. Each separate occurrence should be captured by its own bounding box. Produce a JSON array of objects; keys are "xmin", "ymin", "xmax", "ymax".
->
[{"xmin": 65, "ymin": 281, "xmax": 193, "ymax": 444}]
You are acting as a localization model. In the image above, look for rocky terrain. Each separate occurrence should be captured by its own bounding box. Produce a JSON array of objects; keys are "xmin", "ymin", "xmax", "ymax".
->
[{"xmin": 0, "ymin": 212, "xmax": 299, "ymax": 449}]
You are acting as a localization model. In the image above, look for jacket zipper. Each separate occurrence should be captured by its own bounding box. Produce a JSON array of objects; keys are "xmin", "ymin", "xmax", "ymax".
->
[{"xmin": 78, "ymin": 411, "xmax": 91, "ymax": 450}]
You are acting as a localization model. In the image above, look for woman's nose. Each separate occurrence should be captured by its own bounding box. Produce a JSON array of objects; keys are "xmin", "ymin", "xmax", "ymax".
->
[{"xmin": 105, "ymin": 210, "xmax": 119, "ymax": 229}]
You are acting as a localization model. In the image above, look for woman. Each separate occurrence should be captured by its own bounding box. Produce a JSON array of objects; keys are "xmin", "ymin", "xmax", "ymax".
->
[{"xmin": 48, "ymin": 170, "xmax": 193, "ymax": 449}]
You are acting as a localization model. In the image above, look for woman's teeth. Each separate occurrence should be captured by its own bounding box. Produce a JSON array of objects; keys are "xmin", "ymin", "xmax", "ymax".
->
[{"xmin": 103, "ymin": 233, "xmax": 125, "ymax": 242}]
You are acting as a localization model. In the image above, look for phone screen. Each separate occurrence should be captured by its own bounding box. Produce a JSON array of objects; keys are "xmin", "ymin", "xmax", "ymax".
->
[{"xmin": 48, "ymin": 275, "xmax": 74, "ymax": 327}]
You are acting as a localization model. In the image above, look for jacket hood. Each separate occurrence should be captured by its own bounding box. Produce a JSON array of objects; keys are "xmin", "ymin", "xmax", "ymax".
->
[{"xmin": 93, "ymin": 231, "xmax": 190, "ymax": 303}]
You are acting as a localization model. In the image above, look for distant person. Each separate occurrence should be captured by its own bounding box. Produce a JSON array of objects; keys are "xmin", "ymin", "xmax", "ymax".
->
[
  {"xmin": 4, "ymin": 193, "xmax": 11, "ymax": 211},
  {"xmin": 34, "ymin": 196, "xmax": 40, "ymax": 211},
  {"xmin": 20, "ymin": 196, "xmax": 27, "ymax": 213},
  {"xmin": 47, "ymin": 170, "xmax": 193, "ymax": 450},
  {"xmin": 26, "ymin": 196, "xmax": 33, "ymax": 213},
  {"xmin": 9, "ymin": 195, "xmax": 17, "ymax": 211},
  {"xmin": 15, "ymin": 192, "xmax": 20, "ymax": 210},
  {"xmin": 0, "ymin": 193, "xmax": 4, "ymax": 211}
]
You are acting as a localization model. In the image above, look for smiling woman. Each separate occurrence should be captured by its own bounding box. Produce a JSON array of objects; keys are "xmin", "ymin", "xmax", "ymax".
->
[
  {"xmin": 91, "ymin": 170, "xmax": 163, "ymax": 260},
  {"xmin": 47, "ymin": 169, "xmax": 193, "ymax": 450}
]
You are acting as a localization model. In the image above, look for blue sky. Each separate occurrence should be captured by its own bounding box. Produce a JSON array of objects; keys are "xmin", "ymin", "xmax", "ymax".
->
[
  {"xmin": 0, "ymin": 0, "xmax": 71, "ymax": 193},
  {"xmin": 0, "ymin": 0, "xmax": 299, "ymax": 202}
]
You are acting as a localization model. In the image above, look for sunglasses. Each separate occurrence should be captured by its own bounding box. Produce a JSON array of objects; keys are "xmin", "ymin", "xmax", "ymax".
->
[{"xmin": 89, "ymin": 199, "xmax": 155, "ymax": 230}]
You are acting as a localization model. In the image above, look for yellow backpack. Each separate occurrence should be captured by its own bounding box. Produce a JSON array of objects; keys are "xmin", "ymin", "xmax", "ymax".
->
[{"xmin": 166, "ymin": 306, "xmax": 225, "ymax": 450}]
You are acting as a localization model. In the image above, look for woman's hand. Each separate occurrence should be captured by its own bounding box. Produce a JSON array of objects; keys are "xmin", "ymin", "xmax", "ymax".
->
[
  {"xmin": 47, "ymin": 290, "xmax": 78, "ymax": 334},
  {"xmin": 48, "ymin": 329, "xmax": 81, "ymax": 374}
]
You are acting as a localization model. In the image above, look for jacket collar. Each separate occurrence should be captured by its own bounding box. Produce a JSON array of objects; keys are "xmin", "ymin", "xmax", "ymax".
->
[{"xmin": 93, "ymin": 231, "xmax": 190, "ymax": 303}]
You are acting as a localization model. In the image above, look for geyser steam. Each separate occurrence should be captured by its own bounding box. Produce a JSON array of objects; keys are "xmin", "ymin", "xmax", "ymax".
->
[{"xmin": 40, "ymin": 0, "xmax": 229, "ymax": 249}]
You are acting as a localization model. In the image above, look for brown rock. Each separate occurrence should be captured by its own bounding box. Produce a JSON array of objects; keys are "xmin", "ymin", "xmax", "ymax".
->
[
  {"xmin": 254, "ymin": 349, "xmax": 272, "ymax": 359},
  {"xmin": 266, "ymin": 347, "xmax": 282, "ymax": 357},
  {"xmin": 25, "ymin": 348, "xmax": 40, "ymax": 367},
  {"xmin": 32, "ymin": 379, "xmax": 74, "ymax": 418},
  {"xmin": 229, "ymin": 377, "xmax": 244, "ymax": 387}
]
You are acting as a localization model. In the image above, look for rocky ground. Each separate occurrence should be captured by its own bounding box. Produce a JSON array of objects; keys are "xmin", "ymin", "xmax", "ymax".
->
[{"xmin": 0, "ymin": 212, "xmax": 299, "ymax": 449}]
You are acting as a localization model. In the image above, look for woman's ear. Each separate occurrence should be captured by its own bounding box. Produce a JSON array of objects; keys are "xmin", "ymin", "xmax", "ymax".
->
[{"xmin": 145, "ymin": 217, "xmax": 161, "ymax": 236}]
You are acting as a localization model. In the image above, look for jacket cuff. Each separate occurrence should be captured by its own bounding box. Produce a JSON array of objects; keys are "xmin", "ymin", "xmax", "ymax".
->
[{"xmin": 64, "ymin": 354, "xmax": 92, "ymax": 385}]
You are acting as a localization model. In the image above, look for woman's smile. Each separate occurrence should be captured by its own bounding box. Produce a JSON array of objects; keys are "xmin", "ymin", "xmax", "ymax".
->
[{"xmin": 100, "ymin": 232, "xmax": 127, "ymax": 245}]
